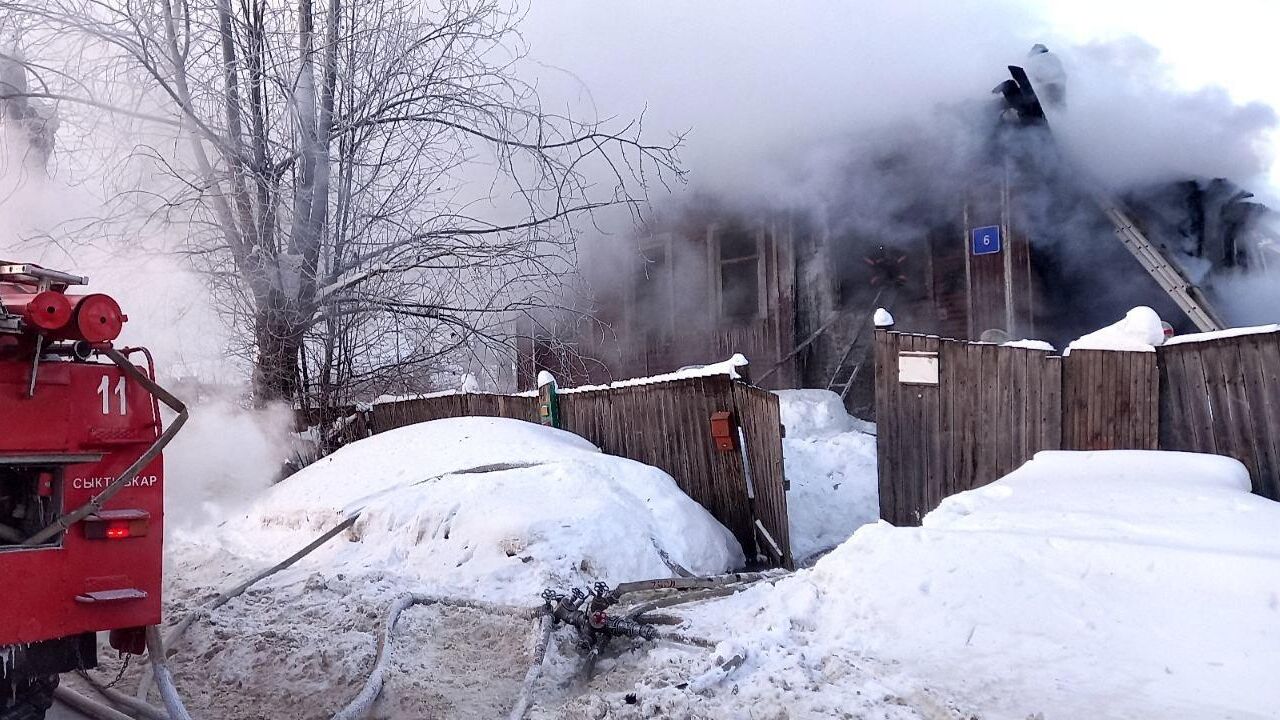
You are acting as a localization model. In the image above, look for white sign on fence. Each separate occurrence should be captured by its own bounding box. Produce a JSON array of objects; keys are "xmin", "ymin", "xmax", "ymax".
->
[{"xmin": 898, "ymin": 351, "xmax": 939, "ymax": 385}]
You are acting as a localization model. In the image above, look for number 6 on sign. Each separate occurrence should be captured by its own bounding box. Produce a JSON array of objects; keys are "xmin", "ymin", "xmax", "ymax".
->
[
  {"xmin": 97, "ymin": 375, "xmax": 127, "ymax": 416},
  {"xmin": 971, "ymin": 225, "xmax": 1002, "ymax": 256}
]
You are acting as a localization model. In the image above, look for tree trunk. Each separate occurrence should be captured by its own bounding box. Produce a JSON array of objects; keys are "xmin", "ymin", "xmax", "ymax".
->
[{"xmin": 253, "ymin": 303, "xmax": 303, "ymax": 403}]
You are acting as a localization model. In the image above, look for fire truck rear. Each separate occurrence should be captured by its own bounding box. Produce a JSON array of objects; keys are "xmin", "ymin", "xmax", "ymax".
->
[{"xmin": 0, "ymin": 262, "xmax": 185, "ymax": 719}]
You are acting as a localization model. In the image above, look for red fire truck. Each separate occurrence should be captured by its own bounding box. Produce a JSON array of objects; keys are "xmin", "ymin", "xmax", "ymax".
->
[{"xmin": 0, "ymin": 262, "xmax": 185, "ymax": 719}]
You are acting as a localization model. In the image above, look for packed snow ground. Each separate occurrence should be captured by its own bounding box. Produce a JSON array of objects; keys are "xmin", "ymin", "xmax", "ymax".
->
[
  {"xmin": 776, "ymin": 389, "xmax": 880, "ymax": 563},
  {"xmin": 551, "ymin": 450, "xmax": 1280, "ymax": 719},
  {"xmin": 153, "ymin": 410, "xmax": 1280, "ymax": 719}
]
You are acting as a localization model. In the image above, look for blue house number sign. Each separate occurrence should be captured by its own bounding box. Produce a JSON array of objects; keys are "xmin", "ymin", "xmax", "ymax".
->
[{"xmin": 971, "ymin": 225, "xmax": 1002, "ymax": 255}]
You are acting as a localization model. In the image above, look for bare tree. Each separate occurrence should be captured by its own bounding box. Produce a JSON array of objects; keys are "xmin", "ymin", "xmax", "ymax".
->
[{"xmin": 1, "ymin": 0, "xmax": 682, "ymax": 406}]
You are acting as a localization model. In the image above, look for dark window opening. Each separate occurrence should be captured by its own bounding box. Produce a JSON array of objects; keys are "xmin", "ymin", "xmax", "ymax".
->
[
  {"xmin": 719, "ymin": 225, "xmax": 757, "ymax": 261},
  {"xmin": 717, "ymin": 224, "xmax": 763, "ymax": 321},
  {"xmin": 0, "ymin": 465, "xmax": 63, "ymax": 548},
  {"xmin": 720, "ymin": 259, "xmax": 760, "ymax": 320}
]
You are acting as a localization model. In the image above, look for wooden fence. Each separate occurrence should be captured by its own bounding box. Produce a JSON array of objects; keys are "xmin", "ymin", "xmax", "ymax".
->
[
  {"xmin": 345, "ymin": 376, "xmax": 792, "ymax": 568},
  {"xmin": 1159, "ymin": 331, "xmax": 1280, "ymax": 500},
  {"xmin": 875, "ymin": 332, "xmax": 1063, "ymax": 525},
  {"xmin": 876, "ymin": 327, "xmax": 1280, "ymax": 525}
]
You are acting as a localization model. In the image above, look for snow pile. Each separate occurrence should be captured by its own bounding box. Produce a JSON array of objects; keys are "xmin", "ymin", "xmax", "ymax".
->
[
  {"xmin": 1164, "ymin": 323, "xmax": 1280, "ymax": 346},
  {"xmin": 223, "ymin": 417, "xmax": 743, "ymax": 603},
  {"xmin": 1001, "ymin": 338, "xmax": 1056, "ymax": 351},
  {"xmin": 659, "ymin": 450, "xmax": 1280, "ymax": 719},
  {"xmin": 1066, "ymin": 305, "xmax": 1165, "ymax": 354},
  {"xmin": 776, "ymin": 390, "xmax": 879, "ymax": 563},
  {"xmin": 872, "ymin": 307, "xmax": 894, "ymax": 327}
]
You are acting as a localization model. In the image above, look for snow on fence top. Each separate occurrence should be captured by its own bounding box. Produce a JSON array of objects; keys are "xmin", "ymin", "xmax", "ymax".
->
[
  {"xmin": 1162, "ymin": 323, "xmax": 1280, "ymax": 346},
  {"xmin": 1065, "ymin": 306, "xmax": 1165, "ymax": 354},
  {"xmin": 519, "ymin": 353, "xmax": 750, "ymax": 396}
]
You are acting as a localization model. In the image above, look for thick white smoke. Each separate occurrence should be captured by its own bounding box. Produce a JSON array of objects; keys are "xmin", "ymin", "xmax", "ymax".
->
[
  {"xmin": 523, "ymin": 2, "xmax": 1276, "ymax": 207},
  {"xmin": 523, "ymin": 1, "xmax": 1279, "ymax": 329}
]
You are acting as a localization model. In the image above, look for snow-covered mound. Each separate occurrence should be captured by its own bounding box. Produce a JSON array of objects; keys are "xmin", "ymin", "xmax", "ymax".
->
[
  {"xmin": 779, "ymin": 389, "xmax": 856, "ymax": 438},
  {"xmin": 686, "ymin": 450, "xmax": 1280, "ymax": 718},
  {"xmin": 776, "ymin": 390, "xmax": 879, "ymax": 563},
  {"xmin": 224, "ymin": 417, "xmax": 743, "ymax": 603},
  {"xmin": 1067, "ymin": 305, "xmax": 1165, "ymax": 353}
]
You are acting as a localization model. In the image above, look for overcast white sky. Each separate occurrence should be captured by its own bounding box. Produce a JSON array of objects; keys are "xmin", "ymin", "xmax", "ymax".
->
[{"xmin": 521, "ymin": 1, "xmax": 1280, "ymax": 197}]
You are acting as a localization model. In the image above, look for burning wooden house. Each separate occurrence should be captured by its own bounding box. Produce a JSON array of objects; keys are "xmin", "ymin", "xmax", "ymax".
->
[{"xmin": 520, "ymin": 52, "xmax": 1279, "ymax": 418}]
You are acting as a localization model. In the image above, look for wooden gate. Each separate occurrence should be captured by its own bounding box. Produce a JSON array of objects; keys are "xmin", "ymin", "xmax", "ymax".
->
[{"xmin": 874, "ymin": 331, "xmax": 1064, "ymax": 526}]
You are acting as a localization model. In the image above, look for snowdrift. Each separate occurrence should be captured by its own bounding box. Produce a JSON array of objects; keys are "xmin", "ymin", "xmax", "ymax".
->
[
  {"xmin": 222, "ymin": 417, "xmax": 744, "ymax": 603},
  {"xmin": 675, "ymin": 450, "xmax": 1280, "ymax": 719},
  {"xmin": 777, "ymin": 390, "xmax": 879, "ymax": 562}
]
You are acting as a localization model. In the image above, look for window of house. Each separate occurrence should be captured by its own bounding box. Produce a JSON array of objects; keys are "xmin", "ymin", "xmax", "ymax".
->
[{"xmin": 717, "ymin": 224, "xmax": 763, "ymax": 321}]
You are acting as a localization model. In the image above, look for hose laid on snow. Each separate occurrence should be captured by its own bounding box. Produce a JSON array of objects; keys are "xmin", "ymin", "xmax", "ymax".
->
[
  {"xmin": 80, "ymin": 671, "xmax": 170, "ymax": 720},
  {"xmin": 146, "ymin": 625, "xmax": 195, "ymax": 720},
  {"xmin": 52, "ymin": 687, "xmax": 137, "ymax": 720},
  {"xmin": 506, "ymin": 615, "xmax": 554, "ymax": 720},
  {"xmin": 164, "ymin": 513, "xmax": 362, "ymax": 649},
  {"xmin": 332, "ymin": 594, "xmax": 541, "ymax": 720}
]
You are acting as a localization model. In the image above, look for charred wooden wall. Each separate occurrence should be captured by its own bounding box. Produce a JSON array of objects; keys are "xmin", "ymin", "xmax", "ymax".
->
[{"xmin": 519, "ymin": 213, "xmax": 800, "ymax": 393}]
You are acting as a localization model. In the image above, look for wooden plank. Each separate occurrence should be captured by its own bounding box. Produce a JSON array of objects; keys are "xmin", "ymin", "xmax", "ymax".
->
[
  {"xmin": 958, "ymin": 342, "xmax": 977, "ymax": 493},
  {"xmin": 974, "ymin": 343, "xmax": 996, "ymax": 489},
  {"xmin": 1143, "ymin": 351, "xmax": 1160, "ymax": 450},
  {"xmin": 1158, "ymin": 347, "xmax": 1187, "ymax": 450},
  {"xmin": 941, "ymin": 339, "xmax": 964, "ymax": 503},
  {"xmin": 1212, "ymin": 337, "xmax": 1260, "ymax": 493},
  {"xmin": 1012, "ymin": 347, "xmax": 1029, "ymax": 467},
  {"xmin": 874, "ymin": 331, "xmax": 893, "ymax": 523},
  {"xmin": 1044, "ymin": 355, "xmax": 1063, "ymax": 451},
  {"xmin": 898, "ymin": 334, "xmax": 919, "ymax": 524},
  {"xmin": 922, "ymin": 335, "xmax": 944, "ymax": 515},
  {"xmin": 1061, "ymin": 353, "xmax": 1077, "ymax": 449},
  {"xmin": 1182, "ymin": 345, "xmax": 1218, "ymax": 455},
  {"xmin": 993, "ymin": 343, "xmax": 1010, "ymax": 478},
  {"xmin": 1201, "ymin": 340, "xmax": 1240, "ymax": 467},
  {"xmin": 1248, "ymin": 333, "xmax": 1280, "ymax": 499}
]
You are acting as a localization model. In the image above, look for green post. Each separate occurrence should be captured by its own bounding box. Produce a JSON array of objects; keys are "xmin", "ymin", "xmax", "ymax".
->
[{"xmin": 536, "ymin": 370, "xmax": 560, "ymax": 428}]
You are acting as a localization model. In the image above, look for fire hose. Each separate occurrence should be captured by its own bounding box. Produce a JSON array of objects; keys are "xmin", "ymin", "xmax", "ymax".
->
[{"xmin": 104, "ymin": 487, "xmax": 773, "ymax": 720}]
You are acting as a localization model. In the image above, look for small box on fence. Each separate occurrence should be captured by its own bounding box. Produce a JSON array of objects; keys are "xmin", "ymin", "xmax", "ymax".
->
[{"xmin": 709, "ymin": 411, "xmax": 736, "ymax": 451}]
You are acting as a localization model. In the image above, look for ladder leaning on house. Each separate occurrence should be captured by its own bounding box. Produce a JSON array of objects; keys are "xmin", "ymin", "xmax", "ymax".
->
[
  {"xmin": 1094, "ymin": 194, "xmax": 1226, "ymax": 333},
  {"xmin": 826, "ymin": 288, "xmax": 890, "ymax": 400}
]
